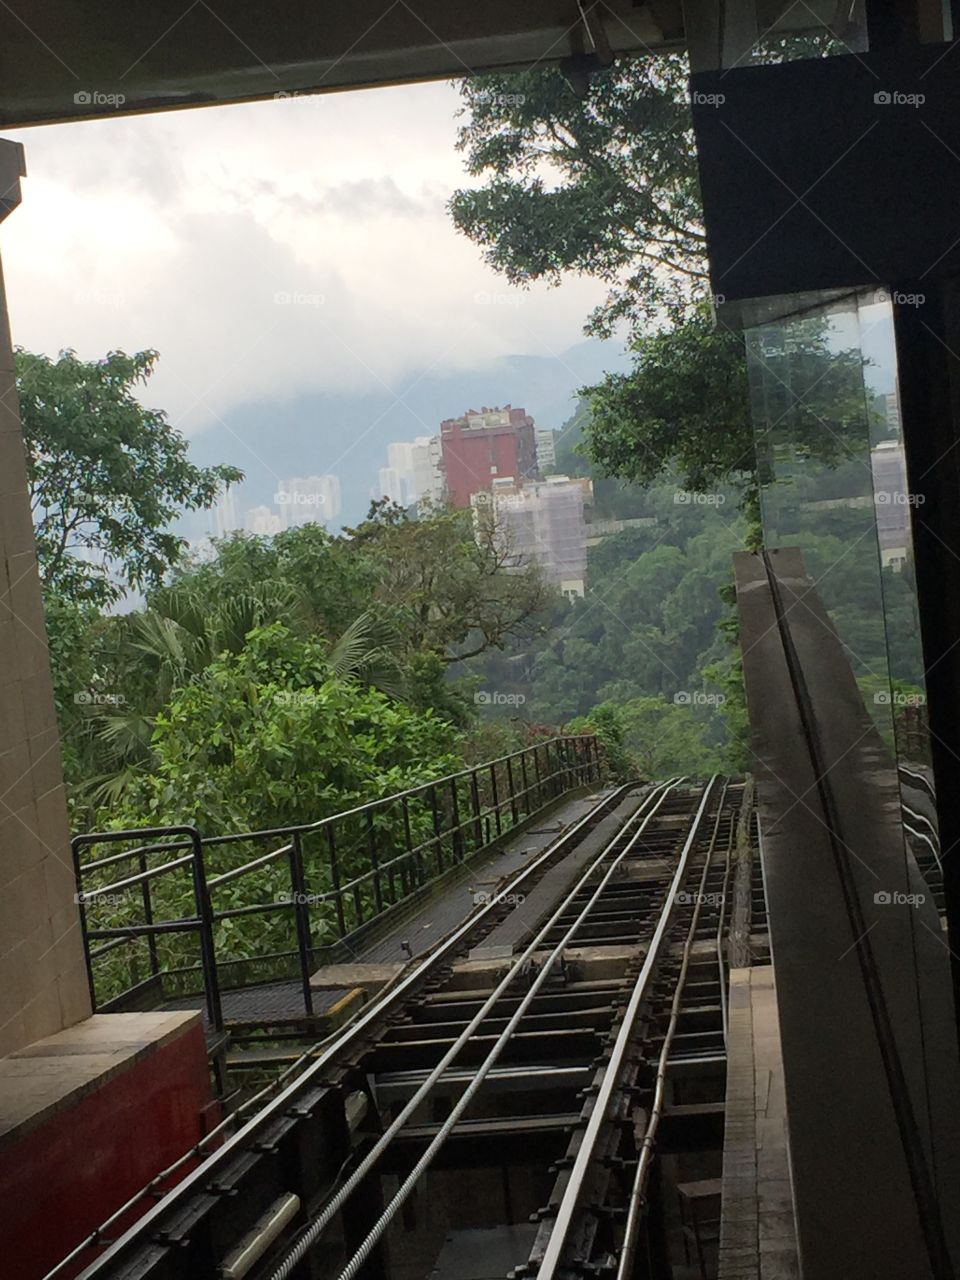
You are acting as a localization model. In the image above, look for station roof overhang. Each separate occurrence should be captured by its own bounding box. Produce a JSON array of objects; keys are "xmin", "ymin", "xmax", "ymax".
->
[{"xmin": 0, "ymin": 0, "xmax": 846, "ymax": 129}]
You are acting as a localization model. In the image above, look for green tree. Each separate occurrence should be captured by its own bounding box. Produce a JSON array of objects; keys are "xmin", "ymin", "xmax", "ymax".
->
[
  {"xmin": 118, "ymin": 622, "xmax": 462, "ymax": 835},
  {"xmin": 349, "ymin": 501, "xmax": 553, "ymax": 663},
  {"xmin": 21, "ymin": 348, "xmax": 242, "ymax": 606},
  {"xmin": 450, "ymin": 60, "xmax": 706, "ymax": 335}
]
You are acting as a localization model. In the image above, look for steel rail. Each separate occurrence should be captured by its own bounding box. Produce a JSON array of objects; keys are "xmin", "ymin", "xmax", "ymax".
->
[
  {"xmin": 75, "ymin": 779, "xmax": 643, "ymax": 1280},
  {"xmin": 616, "ymin": 782, "xmax": 728, "ymax": 1280},
  {"xmin": 715, "ymin": 790, "xmax": 734, "ymax": 1048},
  {"xmin": 536, "ymin": 775, "xmax": 721, "ymax": 1280},
  {"xmin": 268, "ymin": 777, "xmax": 692, "ymax": 1280},
  {"xmin": 47, "ymin": 953, "xmax": 429, "ymax": 1280}
]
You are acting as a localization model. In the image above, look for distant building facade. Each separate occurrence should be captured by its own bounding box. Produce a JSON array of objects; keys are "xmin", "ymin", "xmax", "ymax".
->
[
  {"xmin": 213, "ymin": 486, "xmax": 241, "ymax": 537},
  {"xmin": 376, "ymin": 466, "xmax": 405, "ymax": 504},
  {"xmin": 535, "ymin": 427, "xmax": 557, "ymax": 473},
  {"xmin": 245, "ymin": 505, "xmax": 283, "ymax": 536},
  {"xmin": 277, "ymin": 474, "xmax": 341, "ymax": 528},
  {"xmin": 475, "ymin": 474, "xmax": 592, "ymax": 598},
  {"xmin": 440, "ymin": 405, "xmax": 538, "ymax": 508},
  {"xmin": 871, "ymin": 439, "xmax": 910, "ymax": 570},
  {"xmin": 386, "ymin": 437, "xmax": 444, "ymax": 508}
]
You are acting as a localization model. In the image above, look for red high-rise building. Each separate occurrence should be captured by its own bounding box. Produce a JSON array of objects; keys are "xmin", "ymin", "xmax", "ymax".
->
[{"xmin": 439, "ymin": 405, "xmax": 538, "ymax": 508}]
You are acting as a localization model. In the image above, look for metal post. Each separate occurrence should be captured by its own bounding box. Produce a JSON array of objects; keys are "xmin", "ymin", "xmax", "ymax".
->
[
  {"xmin": 289, "ymin": 833, "xmax": 315, "ymax": 1016},
  {"xmin": 402, "ymin": 795, "xmax": 417, "ymax": 887},
  {"xmin": 450, "ymin": 778, "xmax": 465, "ymax": 862},
  {"xmin": 470, "ymin": 769, "xmax": 483, "ymax": 849},
  {"xmin": 71, "ymin": 837, "xmax": 98, "ymax": 1012},
  {"xmin": 366, "ymin": 811, "xmax": 383, "ymax": 914},
  {"xmin": 520, "ymin": 750, "xmax": 530, "ymax": 816},
  {"xmin": 189, "ymin": 827, "xmax": 223, "ymax": 1033},
  {"xmin": 506, "ymin": 756, "xmax": 519, "ymax": 825},
  {"xmin": 490, "ymin": 762, "xmax": 502, "ymax": 836},
  {"xmin": 139, "ymin": 848, "xmax": 160, "ymax": 978},
  {"xmin": 327, "ymin": 824, "xmax": 347, "ymax": 938},
  {"xmin": 430, "ymin": 784, "xmax": 444, "ymax": 875}
]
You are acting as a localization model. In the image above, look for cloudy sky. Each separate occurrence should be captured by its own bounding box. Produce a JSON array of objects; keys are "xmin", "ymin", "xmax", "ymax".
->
[{"xmin": 1, "ymin": 80, "xmax": 610, "ymax": 442}]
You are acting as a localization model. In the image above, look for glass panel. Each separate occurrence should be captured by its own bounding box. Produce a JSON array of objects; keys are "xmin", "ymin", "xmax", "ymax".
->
[{"xmin": 742, "ymin": 287, "xmax": 940, "ymax": 890}]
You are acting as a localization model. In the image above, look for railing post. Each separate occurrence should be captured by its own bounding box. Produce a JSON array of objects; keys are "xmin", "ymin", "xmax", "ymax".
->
[
  {"xmin": 71, "ymin": 837, "xmax": 98, "ymax": 1013},
  {"xmin": 189, "ymin": 828, "xmax": 223, "ymax": 1033},
  {"xmin": 401, "ymin": 795, "xmax": 417, "ymax": 887},
  {"xmin": 450, "ymin": 777, "xmax": 465, "ymax": 863},
  {"xmin": 327, "ymin": 824, "xmax": 347, "ymax": 938},
  {"xmin": 470, "ymin": 769, "xmax": 483, "ymax": 849},
  {"xmin": 490, "ymin": 762, "xmax": 503, "ymax": 836},
  {"xmin": 505, "ymin": 756, "xmax": 518, "ymax": 826},
  {"xmin": 139, "ymin": 848, "xmax": 160, "ymax": 979},
  {"xmin": 520, "ymin": 750, "xmax": 530, "ymax": 817},
  {"xmin": 430, "ymin": 784, "xmax": 444, "ymax": 875},
  {"xmin": 289, "ymin": 833, "xmax": 315, "ymax": 1016},
  {"xmin": 534, "ymin": 746, "xmax": 544, "ymax": 809},
  {"xmin": 366, "ymin": 810, "xmax": 383, "ymax": 915}
]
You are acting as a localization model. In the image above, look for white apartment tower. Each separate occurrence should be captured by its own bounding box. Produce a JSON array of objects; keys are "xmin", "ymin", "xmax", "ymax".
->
[{"xmin": 279, "ymin": 475, "xmax": 341, "ymax": 528}]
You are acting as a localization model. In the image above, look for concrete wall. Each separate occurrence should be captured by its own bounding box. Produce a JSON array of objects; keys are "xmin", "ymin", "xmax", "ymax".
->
[{"xmin": 0, "ymin": 139, "xmax": 92, "ymax": 1055}]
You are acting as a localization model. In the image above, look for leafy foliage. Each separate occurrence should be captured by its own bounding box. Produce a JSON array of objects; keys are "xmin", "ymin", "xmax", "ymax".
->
[
  {"xmin": 451, "ymin": 59, "xmax": 706, "ymax": 335},
  {"xmin": 113, "ymin": 623, "xmax": 462, "ymax": 835},
  {"xmin": 20, "ymin": 348, "xmax": 241, "ymax": 606}
]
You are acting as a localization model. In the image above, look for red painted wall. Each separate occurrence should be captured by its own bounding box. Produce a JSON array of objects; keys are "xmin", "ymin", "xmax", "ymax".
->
[
  {"xmin": 440, "ymin": 408, "xmax": 538, "ymax": 508},
  {"xmin": 0, "ymin": 1022, "xmax": 215, "ymax": 1280}
]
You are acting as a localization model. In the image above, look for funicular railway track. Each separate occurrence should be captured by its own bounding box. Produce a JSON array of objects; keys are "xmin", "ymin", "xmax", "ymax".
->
[{"xmin": 70, "ymin": 777, "xmax": 746, "ymax": 1280}]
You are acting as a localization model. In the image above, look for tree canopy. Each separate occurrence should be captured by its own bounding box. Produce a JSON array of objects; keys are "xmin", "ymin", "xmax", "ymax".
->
[
  {"xmin": 451, "ymin": 59, "xmax": 706, "ymax": 336},
  {"xmin": 20, "ymin": 348, "xmax": 242, "ymax": 607}
]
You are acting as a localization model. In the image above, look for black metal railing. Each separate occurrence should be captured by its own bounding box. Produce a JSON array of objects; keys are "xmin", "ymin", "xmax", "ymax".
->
[{"xmin": 72, "ymin": 735, "xmax": 603, "ymax": 1030}]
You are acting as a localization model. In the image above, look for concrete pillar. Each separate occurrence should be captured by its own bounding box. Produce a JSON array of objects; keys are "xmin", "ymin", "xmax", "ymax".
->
[{"xmin": 0, "ymin": 138, "xmax": 92, "ymax": 1055}]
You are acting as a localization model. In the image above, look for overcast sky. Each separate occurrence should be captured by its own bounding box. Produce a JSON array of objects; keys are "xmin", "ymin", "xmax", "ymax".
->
[{"xmin": 1, "ymin": 80, "xmax": 609, "ymax": 441}]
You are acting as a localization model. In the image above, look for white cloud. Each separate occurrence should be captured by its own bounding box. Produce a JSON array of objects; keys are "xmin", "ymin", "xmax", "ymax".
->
[{"xmin": 1, "ymin": 81, "xmax": 607, "ymax": 434}]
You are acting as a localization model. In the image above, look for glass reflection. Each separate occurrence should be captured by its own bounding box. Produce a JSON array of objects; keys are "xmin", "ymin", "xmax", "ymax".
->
[{"xmin": 741, "ymin": 287, "xmax": 941, "ymax": 897}]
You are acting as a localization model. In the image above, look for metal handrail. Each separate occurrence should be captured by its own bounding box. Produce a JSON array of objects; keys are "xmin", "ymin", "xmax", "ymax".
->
[
  {"xmin": 72, "ymin": 735, "xmax": 603, "ymax": 1026},
  {"xmin": 78, "ymin": 736, "xmax": 596, "ymax": 869}
]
